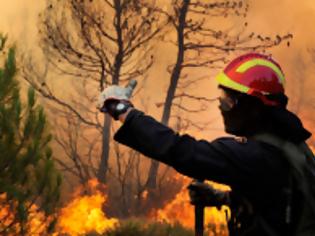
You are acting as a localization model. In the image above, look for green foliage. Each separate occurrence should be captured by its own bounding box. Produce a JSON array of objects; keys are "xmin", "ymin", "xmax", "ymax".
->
[
  {"xmin": 0, "ymin": 35, "xmax": 62, "ymax": 235},
  {"xmin": 102, "ymin": 220, "xmax": 194, "ymax": 236}
]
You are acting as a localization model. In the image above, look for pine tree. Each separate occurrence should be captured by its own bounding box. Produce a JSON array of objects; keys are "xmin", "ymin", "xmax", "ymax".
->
[{"xmin": 0, "ymin": 34, "xmax": 62, "ymax": 235}]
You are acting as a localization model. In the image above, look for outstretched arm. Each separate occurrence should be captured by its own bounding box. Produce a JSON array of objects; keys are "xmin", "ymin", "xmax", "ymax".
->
[
  {"xmin": 99, "ymin": 84, "xmax": 269, "ymax": 187},
  {"xmin": 114, "ymin": 109, "xmax": 251, "ymax": 186}
]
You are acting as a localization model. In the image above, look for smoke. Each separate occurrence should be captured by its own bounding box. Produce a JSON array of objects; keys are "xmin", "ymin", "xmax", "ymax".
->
[
  {"xmin": 0, "ymin": 0, "xmax": 45, "ymax": 50},
  {"xmin": 246, "ymin": 0, "xmax": 315, "ymax": 73},
  {"xmin": 1, "ymin": 0, "xmax": 314, "ymax": 99}
]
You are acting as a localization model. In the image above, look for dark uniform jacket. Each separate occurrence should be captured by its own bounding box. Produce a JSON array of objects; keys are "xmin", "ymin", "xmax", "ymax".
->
[{"xmin": 114, "ymin": 109, "xmax": 302, "ymax": 235}]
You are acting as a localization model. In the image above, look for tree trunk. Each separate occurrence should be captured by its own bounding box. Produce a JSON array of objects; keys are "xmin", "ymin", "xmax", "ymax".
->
[
  {"xmin": 97, "ymin": 113, "xmax": 112, "ymax": 183},
  {"xmin": 145, "ymin": 0, "xmax": 190, "ymax": 190},
  {"xmin": 97, "ymin": 1, "xmax": 122, "ymax": 183}
]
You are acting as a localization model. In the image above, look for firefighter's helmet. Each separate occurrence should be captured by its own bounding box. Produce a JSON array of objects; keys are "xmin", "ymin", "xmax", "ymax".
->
[{"xmin": 216, "ymin": 53, "xmax": 285, "ymax": 106}]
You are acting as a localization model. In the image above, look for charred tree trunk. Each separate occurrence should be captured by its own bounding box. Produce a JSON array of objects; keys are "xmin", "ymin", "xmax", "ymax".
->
[
  {"xmin": 97, "ymin": 114, "xmax": 112, "ymax": 183},
  {"xmin": 113, "ymin": 0, "xmax": 123, "ymax": 84},
  {"xmin": 146, "ymin": 0, "xmax": 190, "ymax": 190},
  {"xmin": 97, "ymin": 0, "xmax": 123, "ymax": 183}
]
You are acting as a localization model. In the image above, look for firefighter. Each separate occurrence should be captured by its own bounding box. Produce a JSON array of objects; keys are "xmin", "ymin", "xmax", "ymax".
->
[{"xmin": 99, "ymin": 53, "xmax": 314, "ymax": 235}]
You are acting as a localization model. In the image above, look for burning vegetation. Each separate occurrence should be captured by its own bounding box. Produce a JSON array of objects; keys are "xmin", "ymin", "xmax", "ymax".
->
[
  {"xmin": 0, "ymin": 193, "xmax": 57, "ymax": 235},
  {"xmin": 154, "ymin": 176, "xmax": 230, "ymax": 235},
  {"xmin": 53, "ymin": 177, "xmax": 229, "ymax": 235},
  {"xmin": 55, "ymin": 179, "xmax": 118, "ymax": 235},
  {"xmin": 0, "ymin": 176, "xmax": 231, "ymax": 235}
]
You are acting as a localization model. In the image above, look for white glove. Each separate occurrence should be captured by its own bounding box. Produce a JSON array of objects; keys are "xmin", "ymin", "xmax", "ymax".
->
[
  {"xmin": 98, "ymin": 80, "xmax": 137, "ymax": 120},
  {"xmin": 98, "ymin": 80, "xmax": 137, "ymax": 109}
]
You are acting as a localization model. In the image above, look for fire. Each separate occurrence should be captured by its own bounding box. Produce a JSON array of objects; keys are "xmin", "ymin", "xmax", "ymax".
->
[
  {"xmin": 155, "ymin": 176, "xmax": 230, "ymax": 235},
  {"xmin": 141, "ymin": 190, "xmax": 149, "ymax": 200},
  {"xmin": 0, "ymin": 179, "xmax": 118, "ymax": 235},
  {"xmin": 0, "ymin": 194, "xmax": 14, "ymax": 231},
  {"xmin": 55, "ymin": 179, "xmax": 118, "ymax": 236},
  {"xmin": 0, "ymin": 193, "xmax": 53, "ymax": 235},
  {"xmin": 27, "ymin": 205, "xmax": 50, "ymax": 235}
]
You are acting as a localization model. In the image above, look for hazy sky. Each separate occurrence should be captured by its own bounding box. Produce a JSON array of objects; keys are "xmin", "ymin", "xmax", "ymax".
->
[
  {"xmin": 0, "ymin": 1, "xmax": 313, "ymax": 65},
  {"xmin": 1, "ymin": 0, "xmax": 315, "ymax": 53},
  {"xmin": 0, "ymin": 1, "xmax": 45, "ymax": 49}
]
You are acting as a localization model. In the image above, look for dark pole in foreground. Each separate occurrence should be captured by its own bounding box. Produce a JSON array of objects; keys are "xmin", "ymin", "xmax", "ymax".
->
[{"xmin": 195, "ymin": 180, "xmax": 205, "ymax": 236}]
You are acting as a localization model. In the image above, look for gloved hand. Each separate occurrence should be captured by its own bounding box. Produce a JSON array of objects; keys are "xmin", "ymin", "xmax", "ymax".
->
[
  {"xmin": 188, "ymin": 181, "xmax": 230, "ymax": 208},
  {"xmin": 98, "ymin": 80, "xmax": 137, "ymax": 120}
]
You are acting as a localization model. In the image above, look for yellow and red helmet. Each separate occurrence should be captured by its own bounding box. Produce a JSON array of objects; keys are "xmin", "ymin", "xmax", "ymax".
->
[{"xmin": 216, "ymin": 53, "xmax": 285, "ymax": 106}]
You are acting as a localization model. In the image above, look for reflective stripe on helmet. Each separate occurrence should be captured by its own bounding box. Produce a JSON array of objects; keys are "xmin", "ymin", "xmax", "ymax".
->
[
  {"xmin": 215, "ymin": 53, "xmax": 286, "ymax": 106},
  {"xmin": 216, "ymin": 72, "xmax": 250, "ymax": 93},
  {"xmin": 236, "ymin": 58, "xmax": 285, "ymax": 85},
  {"xmin": 216, "ymin": 72, "xmax": 280, "ymax": 105}
]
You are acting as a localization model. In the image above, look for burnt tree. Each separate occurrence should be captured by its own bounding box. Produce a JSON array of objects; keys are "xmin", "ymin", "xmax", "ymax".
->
[{"xmin": 24, "ymin": 0, "xmax": 167, "ymax": 184}]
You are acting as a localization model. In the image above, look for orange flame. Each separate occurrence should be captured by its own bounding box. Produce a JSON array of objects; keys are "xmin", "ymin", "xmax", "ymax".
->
[
  {"xmin": 55, "ymin": 179, "xmax": 118, "ymax": 236},
  {"xmin": 154, "ymin": 176, "xmax": 230, "ymax": 235},
  {"xmin": 0, "ymin": 194, "xmax": 52, "ymax": 235},
  {"xmin": 0, "ymin": 194, "xmax": 14, "ymax": 231}
]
